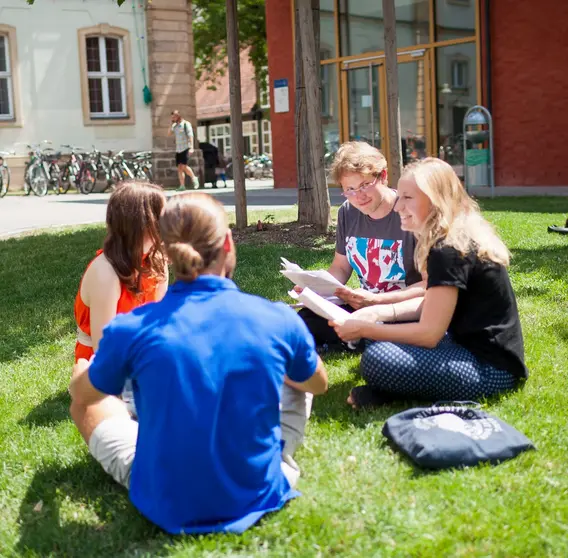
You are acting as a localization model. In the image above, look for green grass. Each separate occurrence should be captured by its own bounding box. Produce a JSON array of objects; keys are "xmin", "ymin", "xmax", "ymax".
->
[{"xmin": 1, "ymin": 198, "xmax": 568, "ymax": 557}]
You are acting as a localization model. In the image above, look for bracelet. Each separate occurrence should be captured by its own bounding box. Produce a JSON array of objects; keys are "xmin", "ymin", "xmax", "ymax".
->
[{"xmin": 391, "ymin": 303, "xmax": 397, "ymax": 322}]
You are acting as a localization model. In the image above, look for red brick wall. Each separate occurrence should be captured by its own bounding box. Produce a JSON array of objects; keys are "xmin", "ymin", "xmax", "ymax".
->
[
  {"xmin": 491, "ymin": 1, "xmax": 568, "ymax": 186},
  {"xmin": 265, "ymin": 0, "xmax": 297, "ymax": 188}
]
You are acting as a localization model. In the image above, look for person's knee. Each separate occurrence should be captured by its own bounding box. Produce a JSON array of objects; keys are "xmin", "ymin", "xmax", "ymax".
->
[{"xmin": 360, "ymin": 343, "xmax": 393, "ymax": 384}]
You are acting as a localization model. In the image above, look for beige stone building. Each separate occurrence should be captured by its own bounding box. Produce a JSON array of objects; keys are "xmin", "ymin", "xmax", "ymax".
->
[{"xmin": 0, "ymin": 0, "xmax": 200, "ymax": 189}]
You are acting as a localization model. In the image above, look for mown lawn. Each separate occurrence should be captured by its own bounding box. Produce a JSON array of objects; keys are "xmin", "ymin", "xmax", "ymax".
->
[{"xmin": 0, "ymin": 199, "xmax": 567, "ymax": 557}]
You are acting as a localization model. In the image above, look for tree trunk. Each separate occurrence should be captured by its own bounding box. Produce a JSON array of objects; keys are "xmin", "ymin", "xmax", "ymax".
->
[
  {"xmin": 295, "ymin": 0, "xmax": 331, "ymax": 233},
  {"xmin": 382, "ymin": 0, "xmax": 403, "ymax": 187},
  {"xmin": 226, "ymin": 0, "xmax": 247, "ymax": 229}
]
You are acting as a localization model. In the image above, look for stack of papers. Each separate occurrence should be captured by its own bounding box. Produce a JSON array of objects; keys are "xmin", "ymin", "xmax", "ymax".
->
[{"xmin": 280, "ymin": 257, "xmax": 343, "ymax": 299}]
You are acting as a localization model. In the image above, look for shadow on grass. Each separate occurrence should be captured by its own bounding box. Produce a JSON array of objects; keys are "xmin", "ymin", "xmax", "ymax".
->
[
  {"xmin": 20, "ymin": 390, "xmax": 70, "ymax": 427},
  {"xmin": 0, "ymin": 227, "xmax": 105, "ymax": 364},
  {"xmin": 0, "ymin": 230, "xmax": 334, "ymax": 364},
  {"xmin": 16, "ymin": 459, "xmax": 171, "ymax": 557},
  {"xmin": 477, "ymin": 197, "xmax": 568, "ymax": 214},
  {"xmin": 511, "ymin": 245, "xmax": 568, "ymax": 279}
]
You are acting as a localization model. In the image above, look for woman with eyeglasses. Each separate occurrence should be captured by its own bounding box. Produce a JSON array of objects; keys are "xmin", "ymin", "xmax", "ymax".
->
[
  {"xmin": 331, "ymin": 158, "xmax": 528, "ymax": 408},
  {"xmin": 297, "ymin": 141, "xmax": 426, "ymax": 352}
]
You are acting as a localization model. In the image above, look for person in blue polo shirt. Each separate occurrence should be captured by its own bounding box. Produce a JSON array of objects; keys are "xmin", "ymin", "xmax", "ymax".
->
[{"xmin": 69, "ymin": 192, "xmax": 328, "ymax": 535}]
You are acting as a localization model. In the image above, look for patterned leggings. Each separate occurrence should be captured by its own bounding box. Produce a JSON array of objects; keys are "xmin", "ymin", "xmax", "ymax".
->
[{"xmin": 360, "ymin": 335, "xmax": 517, "ymax": 401}]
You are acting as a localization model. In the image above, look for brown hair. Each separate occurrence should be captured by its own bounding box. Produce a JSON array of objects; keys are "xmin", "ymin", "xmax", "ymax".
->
[
  {"xmin": 330, "ymin": 141, "xmax": 388, "ymax": 184},
  {"xmin": 103, "ymin": 181, "xmax": 167, "ymax": 293},
  {"xmin": 159, "ymin": 192, "xmax": 228, "ymax": 282}
]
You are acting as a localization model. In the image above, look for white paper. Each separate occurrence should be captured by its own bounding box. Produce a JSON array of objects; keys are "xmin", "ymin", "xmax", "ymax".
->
[
  {"xmin": 297, "ymin": 288, "xmax": 351, "ymax": 323},
  {"xmin": 280, "ymin": 258, "xmax": 343, "ymax": 297},
  {"xmin": 274, "ymin": 86, "xmax": 289, "ymax": 113}
]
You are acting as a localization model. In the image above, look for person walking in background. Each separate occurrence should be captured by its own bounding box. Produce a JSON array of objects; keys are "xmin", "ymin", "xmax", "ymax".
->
[{"xmin": 168, "ymin": 110, "xmax": 200, "ymax": 191}]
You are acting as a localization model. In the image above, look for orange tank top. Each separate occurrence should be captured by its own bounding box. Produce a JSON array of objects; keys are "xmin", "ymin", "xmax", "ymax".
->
[{"xmin": 74, "ymin": 249, "xmax": 160, "ymax": 362}]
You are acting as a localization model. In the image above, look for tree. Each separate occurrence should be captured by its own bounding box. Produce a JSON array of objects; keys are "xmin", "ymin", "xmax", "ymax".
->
[
  {"xmin": 193, "ymin": 0, "xmax": 267, "ymax": 85},
  {"xmin": 225, "ymin": 0, "xmax": 247, "ymax": 230},
  {"xmin": 295, "ymin": 0, "xmax": 331, "ymax": 233},
  {"xmin": 382, "ymin": 0, "xmax": 403, "ymax": 186}
]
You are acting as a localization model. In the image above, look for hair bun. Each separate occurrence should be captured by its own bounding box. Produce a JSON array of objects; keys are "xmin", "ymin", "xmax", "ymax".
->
[{"xmin": 166, "ymin": 242, "xmax": 204, "ymax": 282}]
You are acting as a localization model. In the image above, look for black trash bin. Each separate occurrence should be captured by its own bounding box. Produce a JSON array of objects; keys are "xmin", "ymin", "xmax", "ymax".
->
[{"xmin": 199, "ymin": 141, "xmax": 219, "ymax": 188}]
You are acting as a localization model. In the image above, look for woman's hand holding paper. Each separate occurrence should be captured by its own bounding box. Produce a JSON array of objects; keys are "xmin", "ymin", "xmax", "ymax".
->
[{"xmin": 329, "ymin": 318, "xmax": 371, "ymax": 342}]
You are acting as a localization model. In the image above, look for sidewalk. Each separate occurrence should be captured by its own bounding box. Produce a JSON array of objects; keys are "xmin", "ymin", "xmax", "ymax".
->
[
  {"xmin": 0, "ymin": 182, "xmax": 344, "ymax": 239},
  {"xmin": 1, "ymin": 181, "xmax": 567, "ymax": 240}
]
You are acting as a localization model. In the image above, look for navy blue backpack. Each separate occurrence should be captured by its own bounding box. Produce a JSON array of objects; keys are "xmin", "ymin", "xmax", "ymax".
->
[{"xmin": 382, "ymin": 404, "xmax": 535, "ymax": 469}]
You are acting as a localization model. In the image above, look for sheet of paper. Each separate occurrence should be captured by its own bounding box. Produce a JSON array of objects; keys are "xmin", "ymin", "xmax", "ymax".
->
[
  {"xmin": 280, "ymin": 258, "xmax": 343, "ymax": 297},
  {"xmin": 288, "ymin": 290, "xmax": 343, "ymax": 308},
  {"xmin": 297, "ymin": 287, "xmax": 351, "ymax": 323}
]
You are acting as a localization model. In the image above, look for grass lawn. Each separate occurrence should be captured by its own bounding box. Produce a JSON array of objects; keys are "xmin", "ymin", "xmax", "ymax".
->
[{"xmin": 1, "ymin": 199, "xmax": 567, "ymax": 557}]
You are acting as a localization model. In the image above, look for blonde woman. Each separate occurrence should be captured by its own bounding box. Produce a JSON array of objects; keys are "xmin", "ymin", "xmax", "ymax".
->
[{"xmin": 332, "ymin": 158, "xmax": 528, "ymax": 408}]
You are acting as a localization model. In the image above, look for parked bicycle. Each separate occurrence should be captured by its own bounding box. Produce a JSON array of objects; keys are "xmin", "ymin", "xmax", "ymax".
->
[
  {"xmin": 0, "ymin": 150, "xmax": 14, "ymax": 198},
  {"xmin": 22, "ymin": 142, "xmax": 63, "ymax": 197}
]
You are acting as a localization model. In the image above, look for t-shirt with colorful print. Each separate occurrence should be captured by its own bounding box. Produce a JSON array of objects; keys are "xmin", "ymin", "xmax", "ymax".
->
[{"xmin": 335, "ymin": 200, "xmax": 421, "ymax": 292}]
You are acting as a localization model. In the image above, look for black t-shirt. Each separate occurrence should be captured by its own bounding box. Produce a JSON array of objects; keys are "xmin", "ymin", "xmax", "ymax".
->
[{"xmin": 427, "ymin": 243, "xmax": 528, "ymax": 379}]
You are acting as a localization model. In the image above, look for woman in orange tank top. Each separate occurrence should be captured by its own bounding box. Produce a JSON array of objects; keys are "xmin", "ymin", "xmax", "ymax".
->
[{"xmin": 74, "ymin": 181, "xmax": 168, "ymax": 363}]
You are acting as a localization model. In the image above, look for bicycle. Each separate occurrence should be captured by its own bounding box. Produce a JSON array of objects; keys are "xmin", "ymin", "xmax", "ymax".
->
[
  {"xmin": 23, "ymin": 143, "xmax": 63, "ymax": 196},
  {"xmin": 80, "ymin": 147, "xmax": 128, "ymax": 194},
  {"xmin": 59, "ymin": 145, "xmax": 87, "ymax": 194},
  {"xmin": 0, "ymin": 150, "xmax": 14, "ymax": 198},
  {"xmin": 124, "ymin": 151, "xmax": 153, "ymax": 182}
]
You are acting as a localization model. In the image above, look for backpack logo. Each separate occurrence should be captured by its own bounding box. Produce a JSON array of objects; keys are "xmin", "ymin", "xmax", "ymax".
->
[{"xmin": 413, "ymin": 412, "xmax": 503, "ymax": 441}]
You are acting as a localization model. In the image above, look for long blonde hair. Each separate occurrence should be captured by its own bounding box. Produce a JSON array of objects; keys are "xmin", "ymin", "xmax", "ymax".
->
[{"xmin": 402, "ymin": 158, "xmax": 510, "ymax": 273}]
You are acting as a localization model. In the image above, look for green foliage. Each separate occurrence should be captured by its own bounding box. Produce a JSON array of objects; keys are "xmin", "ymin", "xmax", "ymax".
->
[
  {"xmin": 1, "ymin": 200, "xmax": 568, "ymax": 556},
  {"xmin": 193, "ymin": 0, "xmax": 267, "ymax": 86}
]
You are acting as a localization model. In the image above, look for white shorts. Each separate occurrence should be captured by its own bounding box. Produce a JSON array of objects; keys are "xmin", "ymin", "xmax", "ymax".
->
[{"xmin": 88, "ymin": 416, "xmax": 300, "ymax": 489}]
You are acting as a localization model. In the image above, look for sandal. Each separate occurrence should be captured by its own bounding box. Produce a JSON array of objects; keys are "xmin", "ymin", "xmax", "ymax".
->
[
  {"xmin": 548, "ymin": 225, "xmax": 568, "ymax": 235},
  {"xmin": 348, "ymin": 385, "xmax": 394, "ymax": 409}
]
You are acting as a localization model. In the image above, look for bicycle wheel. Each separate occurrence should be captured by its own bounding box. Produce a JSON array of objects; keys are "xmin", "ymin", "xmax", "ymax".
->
[
  {"xmin": 49, "ymin": 164, "xmax": 61, "ymax": 195},
  {"xmin": 0, "ymin": 165, "xmax": 10, "ymax": 197},
  {"xmin": 135, "ymin": 168, "xmax": 150, "ymax": 182},
  {"xmin": 30, "ymin": 165, "xmax": 48, "ymax": 197},
  {"xmin": 142, "ymin": 165, "xmax": 153, "ymax": 182},
  {"xmin": 79, "ymin": 163, "xmax": 96, "ymax": 194},
  {"xmin": 59, "ymin": 164, "xmax": 72, "ymax": 194}
]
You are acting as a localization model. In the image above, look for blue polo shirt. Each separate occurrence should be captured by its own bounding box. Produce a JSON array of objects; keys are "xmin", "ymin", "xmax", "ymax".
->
[{"xmin": 88, "ymin": 275, "xmax": 318, "ymax": 534}]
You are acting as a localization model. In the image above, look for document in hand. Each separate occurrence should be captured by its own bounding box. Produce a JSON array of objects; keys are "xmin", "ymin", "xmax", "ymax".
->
[
  {"xmin": 293, "ymin": 287, "xmax": 351, "ymax": 324},
  {"xmin": 280, "ymin": 257, "xmax": 343, "ymax": 297}
]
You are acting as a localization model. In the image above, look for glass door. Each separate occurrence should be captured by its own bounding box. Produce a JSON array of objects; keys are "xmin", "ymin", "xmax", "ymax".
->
[
  {"xmin": 343, "ymin": 65, "xmax": 383, "ymax": 150},
  {"xmin": 397, "ymin": 51, "xmax": 431, "ymax": 164},
  {"xmin": 341, "ymin": 50, "xmax": 432, "ymax": 168}
]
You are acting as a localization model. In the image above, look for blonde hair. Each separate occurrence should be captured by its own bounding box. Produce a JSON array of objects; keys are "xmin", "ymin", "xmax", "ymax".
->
[
  {"xmin": 402, "ymin": 158, "xmax": 510, "ymax": 273},
  {"xmin": 330, "ymin": 141, "xmax": 387, "ymax": 184},
  {"xmin": 159, "ymin": 193, "xmax": 228, "ymax": 282}
]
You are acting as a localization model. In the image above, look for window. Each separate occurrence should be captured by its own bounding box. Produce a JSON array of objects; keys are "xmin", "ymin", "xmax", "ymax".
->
[
  {"xmin": 0, "ymin": 25, "xmax": 21, "ymax": 126},
  {"xmin": 78, "ymin": 25, "xmax": 134, "ymax": 126},
  {"xmin": 451, "ymin": 59, "xmax": 469, "ymax": 90},
  {"xmin": 260, "ymin": 69, "xmax": 270, "ymax": 109},
  {"xmin": 86, "ymin": 36, "xmax": 126, "ymax": 117},
  {"xmin": 262, "ymin": 120, "xmax": 272, "ymax": 156},
  {"xmin": 210, "ymin": 124, "xmax": 232, "ymax": 157},
  {"xmin": 0, "ymin": 35, "xmax": 13, "ymax": 120}
]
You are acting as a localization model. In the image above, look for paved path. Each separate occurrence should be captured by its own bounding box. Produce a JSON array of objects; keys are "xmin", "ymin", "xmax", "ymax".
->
[
  {"xmin": 2, "ymin": 180, "xmax": 567, "ymax": 239},
  {"xmin": 0, "ymin": 181, "xmax": 344, "ymax": 239}
]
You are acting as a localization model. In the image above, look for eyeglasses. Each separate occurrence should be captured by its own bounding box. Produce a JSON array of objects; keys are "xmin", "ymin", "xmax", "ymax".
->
[{"xmin": 341, "ymin": 176, "xmax": 379, "ymax": 198}]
